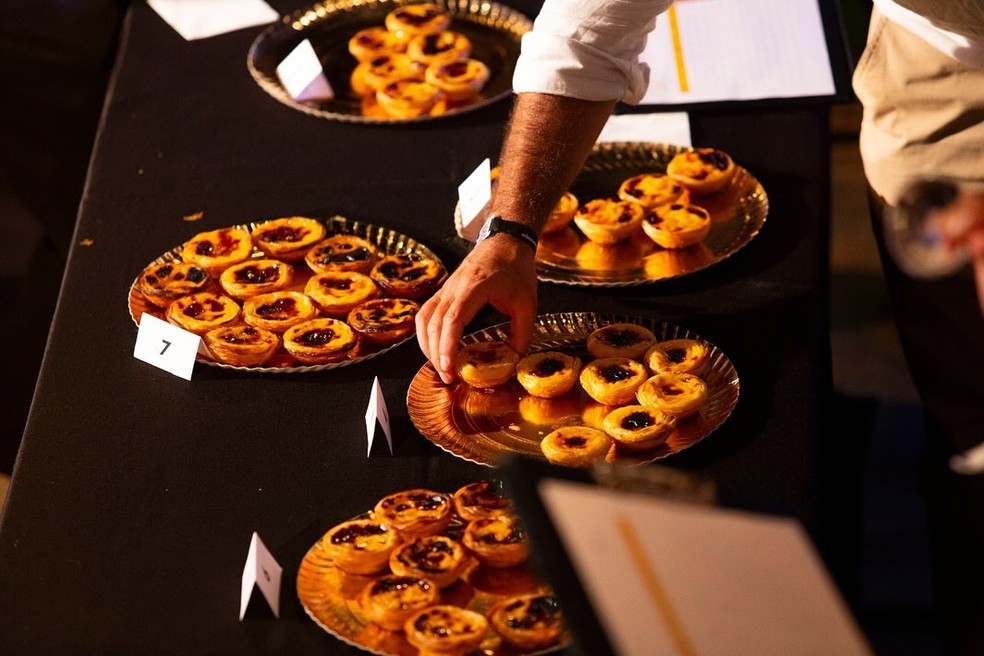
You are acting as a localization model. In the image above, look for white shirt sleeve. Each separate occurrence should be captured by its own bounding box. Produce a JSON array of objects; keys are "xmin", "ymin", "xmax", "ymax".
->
[{"xmin": 513, "ymin": 0, "xmax": 675, "ymax": 104}]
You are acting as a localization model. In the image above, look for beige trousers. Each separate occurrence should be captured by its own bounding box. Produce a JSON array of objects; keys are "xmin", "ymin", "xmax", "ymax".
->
[{"xmin": 853, "ymin": 9, "xmax": 984, "ymax": 206}]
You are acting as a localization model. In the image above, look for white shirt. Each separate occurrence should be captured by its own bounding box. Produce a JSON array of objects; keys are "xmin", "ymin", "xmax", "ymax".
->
[
  {"xmin": 512, "ymin": 0, "xmax": 674, "ymax": 103},
  {"xmin": 874, "ymin": 0, "xmax": 984, "ymax": 69}
]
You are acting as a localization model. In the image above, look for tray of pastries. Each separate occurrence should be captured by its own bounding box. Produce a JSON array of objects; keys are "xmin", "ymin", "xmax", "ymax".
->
[
  {"xmin": 298, "ymin": 481, "xmax": 568, "ymax": 655},
  {"xmin": 408, "ymin": 313, "xmax": 739, "ymax": 467},
  {"xmin": 458, "ymin": 142, "xmax": 768, "ymax": 286},
  {"xmin": 128, "ymin": 215, "xmax": 446, "ymax": 372},
  {"xmin": 248, "ymin": 0, "xmax": 531, "ymax": 123}
]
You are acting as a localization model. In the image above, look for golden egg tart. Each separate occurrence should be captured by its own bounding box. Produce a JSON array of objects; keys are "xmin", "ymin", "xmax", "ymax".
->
[
  {"xmin": 666, "ymin": 147, "xmax": 736, "ymax": 195},
  {"xmin": 454, "ymin": 341, "xmax": 520, "ymax": 389},
  {"xmin": 617, "ymin": 172, "xmax": 690, "ymax": 210},
  {"xmin": 356, "ymin": 53, "xmax": 424, "ymax": 95},
  {"xmin": 452, "ymin": 480, "xmax": 511, "ymax": 522},
  {"xmin": 642, "ymin": 203, "xmax": 711, "ymax": 249},
  {"xmin": 644, "ymin": 338, "xmax": 709, "ymax": 376},
  {"xmin": 578, "ymin": 357, "xmax": 649, "ymax": 406},
  {"xmin": 203, "ymin": 325, "xmax": 281, "ymax": 367},
  {"xmin": 636, "ymin": 372, "xmax": 708, "ymax": 419},
  {"xmin": 218, "ymin": 258, "xmax": 294, "ymax": 300},
  {"xmin": 404, "ymin": 605, "xmax": 489, "ymax": 656},
  {"xmin": 462, "ymin": 514, "xmax": 529, "ymax": 568},
  {"xmin": 359, "ymin": 574, "xmax": 440, "ymax": 631},
  {"xmin": 136, "ymin": 261, "xmax": 211, "ymax": 308},
  {"xmin": 488, "ymin": 594, "xmax": 565, "ymax": 650},
  {"xmin": 374, "ymin": 488, "xmax": 454, "ymax": 538},
  {"xmin": 304, "ymin": 271, "xmax": 380, "ymax": 318},
  {"xmin": 250, "ymin": 217, "xmax": 326, "ymax": 261},
  {"xmin": 424, "ymin": 58, "xmax": 489, "ymax": 102},
  {"xmin": 572, "ymin": 198, "xmax": 645, "ymax": 245},
  {"xmin": 178, "ymin": 227, "xmax": 254, "ymax": 275},
  {"xmin": 516, "ymin": 351, "xmax": 582, "ymax": 399},
  {"xmin": 348, "ymin": 26, "xmax": 406, "ymax": 62},
  {"xmin": 602, "ymin": 404, "xmax": 676, "ymax": 452},
  {"xmin": 540, "ymin": 426, "xmax": 612, "ymax": 468},
  {"xmin": 376, "ymin": 78, "xmax": 441, "ymax": 119},
  {"xmin": 321, "ymin": 518, "xmax": 401, "ymax": 575},
  {"xmin": 242, "ymin": 290, "xmax": 318, "ymax": 333},
  {"xmin": 282, "ymin": 317, "xmax": 359, "ymax": 364},
  {"xmin": 347, "ymin": 297, "xmax": 420, "ymax": 345},
  {"xmin": 384, "ymin": 3, "xmax": 450, "ymax": 40},
  {"xmin": 165, "ymin": 292, "xmax": 240, "ymax": 335},
  {"xmin": 389, "ymin": 535, "xmax": 470, "ymax": 589},
  {"xmin": 586, "ymin": 323, "xmax": 657, "ymax": 360},
  {"xmin": 369, "ymin": 252, "xmax": 444, "ymax": 299},
  {"xmin": 304, "ymin": 234, "xmax": 378, "ymax": 274},
  {"xmin": 407, "ymin": 30, "xmax": 471, "ymax": 66},
  {"xmin": 543, "ymin": 191, "xmax": 579, "ymax": 233}
]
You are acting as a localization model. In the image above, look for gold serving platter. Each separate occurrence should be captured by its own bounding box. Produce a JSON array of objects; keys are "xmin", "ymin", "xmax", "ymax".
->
[
  {"xmin": 297, "ymin": 488, "xmax": 567, "ymax": 655},
  {"xmin": 127, "ymin": 215, "xmax": 444, "ymax": 373},
  {"xmin": 454, "ymin": 142, "xmax": 767, "ymax": 286},
  {"xmin": 407, "ymin": 312, "xmax": 739, "ymax": 467},
  {"xmin": 247, "ymin": 0, "xmax": 531, "ymax": 123}
]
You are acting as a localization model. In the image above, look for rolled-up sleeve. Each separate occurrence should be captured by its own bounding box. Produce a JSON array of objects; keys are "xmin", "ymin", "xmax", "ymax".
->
[{"xmin": 513, "ymin": 0, "xmax": 674, "ymax": 103}]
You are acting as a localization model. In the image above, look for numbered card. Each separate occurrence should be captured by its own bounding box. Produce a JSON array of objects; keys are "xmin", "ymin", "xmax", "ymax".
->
[
  {"xmin": 365, "ymin": 376, "xmax": 393, "ymax": 456},
  {"xmin": 133, "ymin": 313, "xmax": 200, "ymax": 380},
  {"xmin": 240, "ymin": 532, "xmax": 283, "ymax": 619},
  {"xmin": 276, "ymin": 39, "xmax": 334, "ymax": 102},
  {"xmin": 457, "ymin": 158, "xmax": 492, "ymax": 240}
]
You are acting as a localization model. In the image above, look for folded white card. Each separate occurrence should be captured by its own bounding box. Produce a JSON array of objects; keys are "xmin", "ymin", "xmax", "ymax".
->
[
  {"xmin": 148, "ymin": 0, "xmax": 278, "ymax": 41},
  {"xmin": 597, "ymin": 113, "xmax": 691, "ymax": 147},
  {"xmin": 277, "ymin": 39, "xmax": 334, "ymax": 103}
]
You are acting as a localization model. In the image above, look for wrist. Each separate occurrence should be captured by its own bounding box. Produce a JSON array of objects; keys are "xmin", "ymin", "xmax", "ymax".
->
[{"xmin": 476, "ymin": 215, "xmax": 539, "ymax": 252}]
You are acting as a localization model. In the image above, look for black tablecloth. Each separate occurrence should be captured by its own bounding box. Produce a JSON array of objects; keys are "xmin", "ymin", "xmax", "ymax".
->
[{"xmin": 0, "ymin": 2, "xmax": 837, "ymax": 653}]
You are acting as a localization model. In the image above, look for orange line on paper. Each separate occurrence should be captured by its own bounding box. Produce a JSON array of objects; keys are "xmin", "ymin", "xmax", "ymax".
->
[
  {"xmin": 668, "ymin": 4, "xmax": 690, "ymax": 93},
  {"xmin": 616, "ymin": 515, "xmax": 697, "ymax": 656}
]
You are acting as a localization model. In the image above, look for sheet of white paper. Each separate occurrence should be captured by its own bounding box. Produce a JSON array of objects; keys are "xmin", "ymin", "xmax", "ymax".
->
[
  {"xmin": 458, "ymin": 158, "xmax": 493, "ymax": 240},
  {"xmin": 148, "ymin": 0, "xmax": 278, "ymax": 41},
  {"xmin": 133, "ymin": 313, "xmax": 200, "ymax": 381},
  {"xmin": 239, "ymin": 532, "xmax": 283, "ymax": 620},
  {"xmin": 277, "ymin": 40, "xmax": 334, "ymax": 103},
  {"xmin": 597, "ymin": 113, "xmax": 691, "ymax": 146},
  {"xmin": 539, "ymin": 480, "xmax": 871, "ymax": 656},
  {"xmin": 641, "ymin": 0, "xmax": 835, "ymax": 105},
  {"xmin": 365, "ymin": 377, "xmax": 393, "ymax": 456}
]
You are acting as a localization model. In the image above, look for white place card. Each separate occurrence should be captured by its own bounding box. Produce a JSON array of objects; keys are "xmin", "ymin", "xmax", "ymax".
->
[
  {"xmin": 597, "ymin": 113, "xmax": 691, "ymax": 147},
  {"xmin": 240, "ymin": 532, "xmax": 282, "ymax": 620},
  {"xmin": 148, "ymin": 0, "xmax": 278, "ymax": 41},
  {"xmin": 276, "ymin": 39, "xmax": 335, "ymax": 103},
  {"xmin": 365, "ymin": 376, "xmax": 393, "ymax": 456},
  {"xmin": 457, "ymin": 158, "xmax": 492, "ymax": 241},
  {"xmin": 133, "ymin": 313, "xmax": 200, "ymax": 381}
]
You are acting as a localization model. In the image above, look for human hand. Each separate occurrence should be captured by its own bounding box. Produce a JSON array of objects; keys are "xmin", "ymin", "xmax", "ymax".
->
[
  {"xmin": 416, "ymin": 236, "xmax": 538, "ymax": 384},
  {"xmin": 936, "ymin": 191, "xmax": 984, "ymax": 314}
]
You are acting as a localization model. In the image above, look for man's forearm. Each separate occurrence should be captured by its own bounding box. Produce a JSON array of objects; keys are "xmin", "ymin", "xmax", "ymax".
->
[{"xmin": 489, "ymin": 92, "xmax": 617, "ymax": 232}]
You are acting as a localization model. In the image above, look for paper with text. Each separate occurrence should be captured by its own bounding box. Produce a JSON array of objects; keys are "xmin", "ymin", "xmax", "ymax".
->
[
  {"xmin": 641, "ymin": 0, "xmax": 835, "ymax": 105},
  {"xmin": 133, "ymin": 313, "xmax": 200, "ymax": 381}
]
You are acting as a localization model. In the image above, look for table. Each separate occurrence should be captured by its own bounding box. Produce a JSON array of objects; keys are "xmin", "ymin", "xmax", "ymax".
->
[{"xmin": 0, "ymin": 2, "xmax": 842, "ymax": 653}]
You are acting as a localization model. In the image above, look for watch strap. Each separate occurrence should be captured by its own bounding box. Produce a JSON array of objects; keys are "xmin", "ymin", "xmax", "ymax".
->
[{"xmin": 477, "ymin": 215, "xmax": 539, "ymax": 252}]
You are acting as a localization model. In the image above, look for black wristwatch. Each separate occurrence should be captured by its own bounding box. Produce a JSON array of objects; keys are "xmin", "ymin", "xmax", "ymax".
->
[{"xmin": 476, "ymin": 215, "xmax": 539, "ymax": 252}]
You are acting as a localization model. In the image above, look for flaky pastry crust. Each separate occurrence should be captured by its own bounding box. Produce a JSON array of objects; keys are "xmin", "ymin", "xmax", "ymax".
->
[
  {"xmin": 203, "ymin": 325, "xmax": 280, "ymax": 366},
  {"xmin": 586, "ymin": 323, "xmax": 657, "ymax": 360},
  {"xmin": 666, "ymin": 147, "xmax": 736, "ymax": 194},
  {"xmin": 373, "ymin": 488, "xmax": 453, "ymax": 538},
  {"xmin": 250, "ymin": 217, "xmax": 326, "ymax": 261},
  {"xmin": 242, "ymin": 291, "xmax": 318, "ymax": 333},
  {"xmin": 165, "ymin": 292, "xmax": 240, "ymax": 335},
  {"xmin": 578, "ymin": 357, "xmax": 649, "ymax": 406},
  {"xmin": 219, "ymin": 258, "xmax": 294, "ymax": 300},
  {"xmin": 282, "ymin": 317, "xmax": 358, "ymax": 364},
  {"xmin": 178, "ymin": 227, "xmax": 253, "ymax": 274},
  {"xmin": 516, "ymin": 351, "xmax": 582, "ymax": 399},
  {"xmin": 540, "ymin": 426, "xmax": 612, "ymax": 468},
  {"xmin": 455, "ymin": 341, "xmax": 520, "ymax": 389},
  {"xmin": 347, "ymin": 297, "xmax": 420, "ymax": 345},
  {"xmin": 602, "ymin": 404, "xmax": 676, "ymax": 452},
  {"xmin": 304, "ymin": 271, "xmax": 380, "ymax": 317}
]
